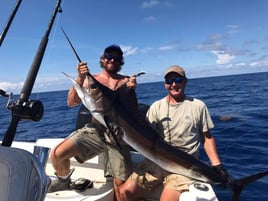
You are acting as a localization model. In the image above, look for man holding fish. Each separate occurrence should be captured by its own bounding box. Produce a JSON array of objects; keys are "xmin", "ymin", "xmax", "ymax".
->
[
  {"xmin": 119, "ymin": 65, "xmax": 232, "ymax": 201},
  {"xmin": 48, "ymin": 44, "xmax": 137, "ymax": 201}
]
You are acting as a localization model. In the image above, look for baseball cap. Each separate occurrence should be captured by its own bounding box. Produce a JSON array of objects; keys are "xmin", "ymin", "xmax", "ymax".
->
[
  {"xmin": 164, "ymin": 65, "xmax": 186, "ymax": 78},
  {"xmin": 104, "ymin": 44, "xmax": 123, "ymax": 57}
]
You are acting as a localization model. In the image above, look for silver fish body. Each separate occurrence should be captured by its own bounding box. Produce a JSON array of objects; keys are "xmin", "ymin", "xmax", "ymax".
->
[
  {"xmin": 64, "ymin": 72, "xmax": 268, "ymax": 201},
  {"xmin": 63, "ymin": 72, "xmax": 219, "ymax": 182},
  {"xmin": 62, "ymin": 72, "xmax": 109, "ymax": 127}
]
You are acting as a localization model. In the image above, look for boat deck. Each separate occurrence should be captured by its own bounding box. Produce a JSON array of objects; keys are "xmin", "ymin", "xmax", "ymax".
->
[
  {"xmin": 11, "ymin": 139, "xmax": 115, "ymax": 201},
  {"xmin": 9, "ymin": 138, "xmax": 218, "ymax": 201}
]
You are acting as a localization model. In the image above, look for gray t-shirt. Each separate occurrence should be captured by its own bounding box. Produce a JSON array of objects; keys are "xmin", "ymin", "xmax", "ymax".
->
[{"xmin": 146, "ymin": 96, "xmax": 214, "ymax": 157}]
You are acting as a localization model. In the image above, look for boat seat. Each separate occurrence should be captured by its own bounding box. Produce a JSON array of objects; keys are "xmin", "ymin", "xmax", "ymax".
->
[{"xmin": 0, "ymin": 146, "xmax": 50, "ymax": 201}]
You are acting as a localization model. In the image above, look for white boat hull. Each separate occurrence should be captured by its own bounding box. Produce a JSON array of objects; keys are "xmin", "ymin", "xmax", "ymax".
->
[{"xmin": 8, "ymin": 138, "xmax": 218, "ymax": 201}]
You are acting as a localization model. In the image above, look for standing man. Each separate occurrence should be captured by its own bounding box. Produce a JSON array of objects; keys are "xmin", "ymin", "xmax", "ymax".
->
[
  {"xmin": 120, "ymin": 65, "xmax": 231, "ymax": 201},
  {"xmin": 48, "ymin": 44, "xmax": 137, "ymax": 201}
]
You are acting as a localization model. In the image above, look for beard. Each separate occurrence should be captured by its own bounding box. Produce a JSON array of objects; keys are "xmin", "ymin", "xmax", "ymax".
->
[{"xmin": 103, "ymin": 63, "xmax": 121, "ymax": 74}]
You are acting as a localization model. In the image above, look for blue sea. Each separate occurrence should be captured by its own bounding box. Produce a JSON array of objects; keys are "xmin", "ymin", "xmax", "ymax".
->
[{"xmin": 0, "ymin": 72, "xmax": 267, "ymax": 201}]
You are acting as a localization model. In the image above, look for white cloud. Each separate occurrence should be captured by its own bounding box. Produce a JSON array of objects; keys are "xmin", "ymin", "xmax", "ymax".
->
[
  {"xmin": 250, "ymin": 60, "xmax": 268, "ymax": 68},
  {"xmin": 141, "ymin": 0, "xmax": 160, "ymax": 8},
  {"xmin": 144, "ymin": 16, "xmax": 157, "ymax": 21},
  {"xmin": 140, "ymin": 47, "xmax": 153, "ymax": 53},
  {"xmin": 250, "ymin": 62, "xmax": 259, "ymax": 67},
  {"xmin": 226, "ymin": 24, "xmax": 240, "ymax": 35},
  {"xmin": 159, "ymin": 45, "xmax": 175, "ymax": 51},
  {"xmin": 0, "ymin": 76, "xmax": 71, "ymax": 94},
  {"xmin": 197, "ymin": 41, "xmax": 223, "ymax": 51},
  {"xmin": 121, "ymin": 45, "xmax": 138, "ymax": 57},
  {"xmin": 0, "ymin": 82, "xmax": 24, "ymax": 93},
  {"xmin": 163, "ymin": 1, "xmax": 175, "ymax": 7},
  {"xmin": 236, "ymin": 62, "xmax": 246, "ymax": 67},
  {"xmin": 211, "ymin": 50, "xmax": 235, "ymax": 64}
]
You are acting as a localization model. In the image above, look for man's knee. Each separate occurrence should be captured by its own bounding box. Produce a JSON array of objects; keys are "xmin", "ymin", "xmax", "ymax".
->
[
  {"xmin": 119, "ymin": 186, "xmax": 132, "ymax": 200},
  {"xmin": 119, "ymin": 179, "xmax": 140, "ymax": 201},
  {"xmin": 50, "ymin": 145, "xmax": 64, "ymax": 159},
  {"xmin": 50, "ymin": 140, "xmax": 76, "ymax": 163},
  {"xmin": 114, "ymin": 178, "xmax": 124, "ymax": 187},
  {"xmin": 50, "ymin": 147, "xmax": 58, "ymax": 162}
]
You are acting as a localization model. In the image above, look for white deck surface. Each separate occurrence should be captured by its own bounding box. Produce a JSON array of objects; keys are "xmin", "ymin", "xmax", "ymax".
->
[
  {"xmin": 9, "ymin": 138, "xmax": 218, "ymax": 201},
  {"xmin": 11, "ymin": 139, "xmax": 115, "ymax": 201}
]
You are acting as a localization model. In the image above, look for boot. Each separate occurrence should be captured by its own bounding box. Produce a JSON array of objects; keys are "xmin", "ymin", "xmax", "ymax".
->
[{"xmin": 47, "ymin": 168, "xmax": 74, "ymax": 193}]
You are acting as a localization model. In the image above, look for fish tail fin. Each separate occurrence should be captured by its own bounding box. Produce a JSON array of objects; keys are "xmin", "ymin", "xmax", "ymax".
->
[{"xmin": 231, "ymin": 170, "xmax": 268, "ymax": 201}]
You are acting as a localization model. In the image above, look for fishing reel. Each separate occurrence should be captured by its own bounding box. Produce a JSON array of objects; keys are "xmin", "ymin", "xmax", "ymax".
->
[
  {"xmin": 0, "ymin": 89, "xmax": 9, "ymax": 97},
  {"xmin": 6, "ymin": 93, "xmax": 44, "ymax": 122}
]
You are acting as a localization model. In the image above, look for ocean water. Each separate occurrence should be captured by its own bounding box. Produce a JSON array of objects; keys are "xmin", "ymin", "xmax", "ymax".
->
[{"xmin": 0, "ymin": 72, "xmax": 267, "ymax": 201}]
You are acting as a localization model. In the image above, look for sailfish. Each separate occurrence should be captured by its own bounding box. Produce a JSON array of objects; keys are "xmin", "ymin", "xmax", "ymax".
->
[
  {"xmin": 63, "ymin": 71, "xmax": 268, "ymax": 201},
  {"xmin": 60, "ymin": 27, "xmax": 268, "ymax": 201}
]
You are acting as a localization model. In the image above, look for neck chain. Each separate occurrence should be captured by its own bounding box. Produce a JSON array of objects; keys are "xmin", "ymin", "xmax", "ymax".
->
[{"xmin": 167, "ymin": 96, "xmax": 172, "ymax": 144}]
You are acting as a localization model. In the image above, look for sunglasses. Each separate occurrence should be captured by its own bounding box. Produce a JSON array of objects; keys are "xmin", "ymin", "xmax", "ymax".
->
[
  {"xmin": 104, "ymin": 53, "xmax": 122, "ymax": 63},
  {"xmin": 165, "ymin": 77, "xmax": 184, "ymax": 85}
]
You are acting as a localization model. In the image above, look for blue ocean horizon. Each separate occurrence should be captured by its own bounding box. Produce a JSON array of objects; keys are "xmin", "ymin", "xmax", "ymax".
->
[{"xmin": 1, "ymin": 72, "xmax": 268, "ymax": 201}]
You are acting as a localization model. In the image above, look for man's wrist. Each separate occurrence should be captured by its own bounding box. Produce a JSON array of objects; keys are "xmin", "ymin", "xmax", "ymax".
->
[{"xmin": 76, "ymin": 76, "xmax": 85, "ymax": 86}]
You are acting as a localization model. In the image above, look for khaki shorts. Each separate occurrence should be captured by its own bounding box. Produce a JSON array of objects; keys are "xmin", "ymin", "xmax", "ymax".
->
[
  {"xmin": 103, "ymin": 144, "xmax": 132, "ymax": 181},
  {"xmin": 68, "ymin": 124, "xmax": 132, "ymax": 181},
  {"xmin": 130, "ymin": 159, "xmax": 194, "ymax": 191}
]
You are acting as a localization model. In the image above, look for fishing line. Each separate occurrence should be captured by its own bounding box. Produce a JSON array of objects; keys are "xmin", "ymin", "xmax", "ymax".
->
[
  {"xmin": 38, "ymin": 0, "xmax": 64, "ymax": 91},
  {"xmin": 43, "ymin": 1, "xmax": 63, "ymax": 65}
]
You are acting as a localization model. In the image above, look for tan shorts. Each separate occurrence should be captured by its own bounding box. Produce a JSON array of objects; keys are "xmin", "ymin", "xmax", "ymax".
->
[
  {"xmin": 68, "ymin": 124, "xmax": 132, "ymax": 181},
  {"xmin": 130, "ymin": 159, "xmax": 194, "ymax": 191}
]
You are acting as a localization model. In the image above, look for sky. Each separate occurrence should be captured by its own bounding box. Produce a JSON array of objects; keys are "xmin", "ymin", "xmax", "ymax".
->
[{"xmin": 0, "ymin": 0, "xmax": 268, "ymax": 94}]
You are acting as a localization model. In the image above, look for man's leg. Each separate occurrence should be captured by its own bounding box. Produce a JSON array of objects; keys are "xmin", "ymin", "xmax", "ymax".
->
[
  {"xmin": 50, "ymin": 138, "xmax": 79, "ymax": 176},
  {"xmin": 113, "ymin": 178, "xmax": 124, "ymax": 201},
  {"xmin": 159, "ymin": 174, "xmax": 193, "ymax": 201},
  {"xmin": 48, "ymin": 138, "xmax": 79, "ymax": 192},
  {"xmin": 159, "ymin": 187, "xmax": 182, "ymax": 201},
  {"xmin": 119, "ymin": 177, "xmax": 144, "ymax": 201},
  {"xmin": 104, "ymin": 144, "xmax": 132, "ymax": 201}
]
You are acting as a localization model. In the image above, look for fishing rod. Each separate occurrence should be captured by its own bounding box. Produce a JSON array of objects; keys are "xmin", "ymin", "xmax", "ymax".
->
[
  {"xmin": 61, "ymin": 27, "xmax": 82, "ymax": 62},
  {"xmin": 61, "ymin": 27, "xmax": 146, "ymax": 150},
  {"xmin": 60, "ymin": 27, "xmax": 126, "ymax": 148},
  {"xmin": 0, "ymin": 0, "xmax": 22, "ymax": 47},
  {"xmin": 61, "ymin": 27, "xmax": 146, "ymax": 78},
  {"xmin": 2, "ymin": 0, "xmax": 62, "ymax": 147}
]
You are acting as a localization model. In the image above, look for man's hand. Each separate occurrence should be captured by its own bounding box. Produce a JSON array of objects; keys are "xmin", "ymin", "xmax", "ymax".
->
[
  {"xmin": 76, "ymin": 62, "xmax": 89, "ymax": 85},
  {"xmin": 126, "ymin": 76, "xmax": 137, "ymax": 89},
  {"xmin": 213, "ymin": 164, "xmax": 232, "ymax": 187}
]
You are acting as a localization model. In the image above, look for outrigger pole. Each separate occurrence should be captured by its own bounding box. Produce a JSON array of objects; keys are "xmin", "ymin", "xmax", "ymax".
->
[
  {"xmin": 0, "ymin": 0, "xmax": 22, "ymax": 47},
  {"xmin": 2, "ymin": 0, "xmax": 62, "ymax": 147}
]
